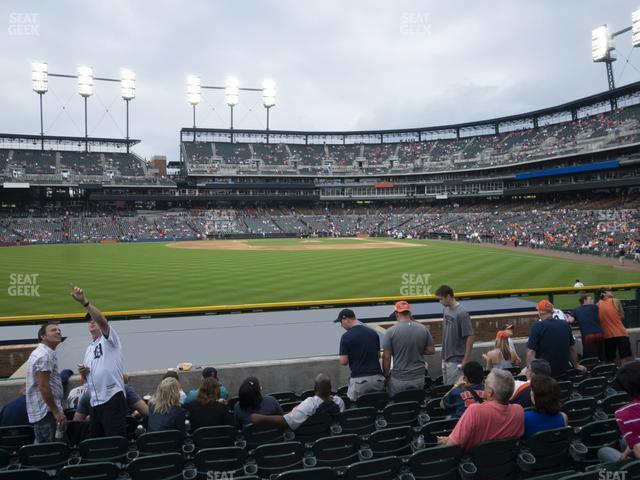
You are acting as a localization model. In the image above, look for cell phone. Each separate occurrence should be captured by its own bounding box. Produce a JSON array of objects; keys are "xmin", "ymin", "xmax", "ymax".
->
[{"xmin": 78, "ymin": 364, "xmax": 85, "ymax": 370}]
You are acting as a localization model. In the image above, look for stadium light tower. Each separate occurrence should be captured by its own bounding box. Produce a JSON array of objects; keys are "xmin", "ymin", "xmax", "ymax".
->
[
  {"xmin": 121, "ymin": 69, "xmax": 135, "ymax": 153},
  {"xmin": 31, "ymin": 61, "xmax": 48, "ymax": 151},
  {"xmin": 592, "ymin": 25, "xmax": 616, "ymax": 91},
  {"xmin": 187, "ymin": 75, "xmax": 201, "ymax": 141},
  {"xmin": 77, "ymin": 65, "xmax": 94, "ymax": 152},
  {"xmin": 225, "ymin": 76, "xmax": 239, "ymax": 142},
  {"xmin": 262, "ymin": 79, "xmax": 276, "ymax": 143}
]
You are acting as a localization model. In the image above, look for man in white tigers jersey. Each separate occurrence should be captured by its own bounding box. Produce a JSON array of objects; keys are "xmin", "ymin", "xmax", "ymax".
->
[{"xmin": 73, "ymin": 285, "xmax": 126, "ymax": 437}]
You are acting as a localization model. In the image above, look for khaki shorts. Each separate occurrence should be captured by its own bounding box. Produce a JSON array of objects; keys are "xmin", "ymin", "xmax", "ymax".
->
[{"xmin": 347, "ymin": 374, "xmax": 386, "ymax": 401}]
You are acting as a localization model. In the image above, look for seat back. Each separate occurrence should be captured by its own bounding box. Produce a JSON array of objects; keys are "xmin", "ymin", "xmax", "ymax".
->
[
  {"xmin": 300, "ymin": 390, "xmax": 315, "ymax": 401},
  {"xmin": 392, "ymin": 389, "xmax": 426, "ymax": 404},
  {"xmin": 274, "ymin": 466, "xmax": 337, "ymax": 480},
  {"xmin": 425, "ymin": 398, "xmax": 447, "ymax": 420},
  {"xmin": 268, "ymin": 392, "xmax": 299, "ymax": 404},
  {"xmin": 468, "ymin": 437, "xmax": 519, "ymax": 480},
  {"xmin": 343, "ymin": 456, "xmax": 402, "ymax": 480},
  {"xmin": 382, "ymin": 401, "xmax": 420, "ymax": 428},
  {"xmin": 419, "ymin": 418, "xmax": 458, "ymax": 445},
  {"xmin": 562, "ymin": 398, "xmax": 597, "ymax": 427},
  {"xmin": 521, "ymin": 427, "xmax": 573, "ymax": 472},
  {"xmin": 242, "ymin": 422, "xmax": 284, "ymax": 449},
  {"xmin": 337, "ymin": 407, "xmax": 377, "ymax": 436},
  {"xmin": 79, "ymin": 435, "xmax": 129, "ymax": 463},
  {"xmin": 312, "ymin": 434, "xmax": 361, "ymax": 468},
  {"xmin": 254, "ymin": 441, "xmax": 304, "ymax": 477},
  {"xmin": 575, "ymin": 377, "xmax": 608, "ymax": 399},
  {"xmin": 557, "ymin": 381, "xmax": 573, "ymax": 402},
  {"xmin": 589, "ymin": 364, "xmax": 617, "ymax": 380},
  {"xmin": 408, "ymin": 444, "xmax": 463, "ymax": 480},
  {"xmin": 18, "ymin": 441, "xmax": 70, "ymax": 471},
  {"xmin": 598, "ymin": 392, "xmax": 632, "ymax": 417},
  {"xmin": 579, "ymin": 358, "xmax": 600, "ymax": 370},
  {"xmin": 279, "ymin": 401, "xmax": 300, "ymax": 413},
  {"xmin": 59, "ymin": 462, "xmax": 120, "ymax": 480},
  {"xmin": 293, "ymin": 413, "xmax": 332, "ymax": 444},
  {"xmin": 0, "ymin": 448, "xmax": 8, "ymax": 469},
  {"xmin": 0, "ymin": 469, "xmax": 49, "ymax": 480},
  {"xmin": 193, "ymin": 447, "xmax": 247, "ymax": 477},
  {"xmin": 367, "ymin": 426, "xmax": 413, "ymax": 457},
  {"xmin": 429, "ymin": 384, "xmax": 453, "ymax": 398},
  {"xmin": 577, "ymin": 419, "xmax": 620, "ymax": 461},
  {"xmin": 192, "ymin": 425, "xmax": 237, "ymax": 450},
  {"xmin": 128, "ymin": 452, "xmax": 184, "ymax": 480},
  {"xmin": 136, "ymin": 430, "xmax": 185, "ymax": 455},
  {"xmin": 355, "ymin": 392, "xmax": 389, "ymax": 411},
  {"xmin": 0, "ymin": 425, "xmax": 34, "ymax": 454}
]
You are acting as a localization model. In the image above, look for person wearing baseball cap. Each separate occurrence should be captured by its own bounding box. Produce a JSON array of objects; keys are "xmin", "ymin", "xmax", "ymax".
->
[
  {"xmin": 526, "ymin": 300, "xmax": 587, "ymax": 378},
  {"xmin": 335, "ymin": 309, "xmax": 385, "ymax": 401},
  {"xmin": 382, "ymin": 301, "xmax": 435, "ymax": 397},
  {"xmin": 184, "ymin": 367, "xmax": 229, "ymax": 405}
]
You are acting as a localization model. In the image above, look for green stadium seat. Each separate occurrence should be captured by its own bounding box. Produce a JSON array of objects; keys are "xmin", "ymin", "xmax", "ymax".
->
[
  {"xmin": 242, "ymin": 422, "xmax": 285, "ymax": 450},
  {"xmin": 192, "ymin": 446, "xmax": 247, "ymax": 479},
  {"xmin": 268, "ymin": 392, "xmax": 299, "ymax": 404},
  {"xmin": 136, "ymin": 430, "xmax": 185, "ymax": 455},
  {"xmin": 518, "ymin": 427, "xmax": 584, "ymax": 477},
  {"xmin": 407, "ymin": 444, "xmax": 463, "ymax": 480},
  {"xmin": 382, "ymin": 401, "xmax": 420, "ymax": 428},
  {"xmin": 562, "ymin": 398, "xmax": 597, "ymax": 427},
  {"xmin": 274, "ymin": 466, "xmax": 337, "ymax": 480},
  {"xmin": 597, "ymin": 392, "xmax": 631, "ymax": 418},
  {"xmin": 0, "ymin": 449, "xmax": 7, "ymax": 469},
  {"xmin": 418, "ymin": 418, "xmax": 458, "ymax": 446},
  {"xmin": 429, "ymin": 384, "xmax": 453, "ymax": 398},
  {"xmin": 128, "ymin": 452, "xmax": 184, "ymax": 480},
  {"xmin": 0, "ymin": 426, "xmax": 34, "ymax": 455},
  {"xmin": 343, "ymin": 455, "xmax": 402, "ymax": 480},
  {"xmin": 425, "ymin": 398, "xmax": 448, "ymax": 421},
  {"xmin": 300, "ymin": 390, "xmax": 315, "ymax": 400},
  {"xmin": 526, "ymin": 470, "xmax": 577, "ymax": 480},
  {"xmin": 575, "ymin": 377, "xmax": 609, "ymax": 399},
  {"xmin": 0, "ymin": 469, "xmax": 49, "ymax": 480},
  {"xmin": 575, "ymin": 419, "xmax": 620, "ymax": 466},
  {"xmin": 17, "ymin": 441, "xmax": 70, "ymax": 472},
  {"xmin": 465, "ymin": 437, "xmax": 519, "ymax": 480},
  {"xmin": 579, "ymin": 358, "xmax": 600, "ymax": 370},
  {"xmin": 279, "ymin": 401, "xmax": 300, "ymax": 413},
  {"xmin": 78, "ymin": 435, "xmax": 129, "ymax": 464},
  {"xmin": 254, "ymin": 441, "xmax": 304, "ymax": 477},
  {"xmin": 292, "ymin": 413, "xmax": 333, "ymax": 445},
  {"xmin": 589, "ymin": 364, "xmax": 617, "ymax": 380},
  {"xmin": 558, "ymin": 381, "xmax": 573, "ymax": 403},
  {"xmin": 336, "ymin": 386, "xmax": 349, "ymax": 395},
  {"xmin": 557, "ymin": 471, "xmax": 600, "ymax": 480},
  {"xmin": 392, "ymin": 388, "xmax": 426, "ymax": 404},
  {"xmin": 356, "ymin": 392, "xmax": 389, "ymax": 411},
  {"xmin": 367, "ymin": 425, "xmax": 413, "ymax": 457},
  {"xmin": 58, "ymin": 461, "xmax": 120, "ymax": 480},
  {"xmin": 192, "ymin": 425, "xmax": 238, "ymax": 450},
  {"xmin": 311, "ymin": 434, "xmax": 362, "ymax": 468},
  {"xmin": 336, "ymin": 407, "xmax": 377, "ymax": 436}
]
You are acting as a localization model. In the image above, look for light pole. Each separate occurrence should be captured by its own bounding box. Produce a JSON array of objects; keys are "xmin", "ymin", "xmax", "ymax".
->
[
  {"xmin": 77, "ymin": 66, "xmax": 93, "ymax": 152},
  {"xmin": 121, "ymin": 69, "xmax": 135, "ymax": 153},
  {"xmin": 225, "ymin": 76, "xmax": 239, "ymax": 143},
  {"xmin": 262, "ymin": 79, "xmax": 276, "ymax": 144},
  {"xmin": 187, "ymin": 75, "xmax": 201, "ymax": 142},
  {"xmin": 31, "ymin": 61, "xmax": 48, "ymax": 151}
]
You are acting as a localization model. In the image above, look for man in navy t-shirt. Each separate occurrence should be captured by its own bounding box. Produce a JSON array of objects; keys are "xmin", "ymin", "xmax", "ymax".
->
[
  {"xmin": 567, "ymin": 295, "xmax": 605, "ymax": 361},
  {"xmin": 336, "ymin": 309, "xmax": 385, "ymax": 401},
  {"xmin": 0, "ymin": 391, "xmax": 29, "ymax": 426},
  {"xmin": 527, "ymin": 300, "xmax": 587, "ymax": 378}
]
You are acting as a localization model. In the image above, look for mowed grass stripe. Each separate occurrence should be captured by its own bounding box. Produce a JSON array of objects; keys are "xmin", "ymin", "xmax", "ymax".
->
[{"xmin": 0, "ymin": 239, "xmax": 638, "ymax": 316}]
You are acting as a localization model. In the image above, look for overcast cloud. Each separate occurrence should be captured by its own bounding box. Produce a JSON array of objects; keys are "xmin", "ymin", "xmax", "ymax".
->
[{"xmin": 1, "ymin": 1, "xmax": 639, "ymax": 160}]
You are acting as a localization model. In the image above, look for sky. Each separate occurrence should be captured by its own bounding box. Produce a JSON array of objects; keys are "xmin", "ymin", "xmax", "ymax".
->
[{"xmin": 1, "ymin": 1, "xmax": 640, "ymax": 161}]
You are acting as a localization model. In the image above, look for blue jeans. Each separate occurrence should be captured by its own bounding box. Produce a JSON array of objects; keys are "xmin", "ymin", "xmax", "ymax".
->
[{"xmin": 33, "ymin": 412, "xmax": 56, "ymax": 444}]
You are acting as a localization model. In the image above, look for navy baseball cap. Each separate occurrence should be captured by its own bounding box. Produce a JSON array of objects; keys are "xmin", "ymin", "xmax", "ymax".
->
[{"xmin": 334, "ymin": 309, "xmax": 356, "ymax": 323}]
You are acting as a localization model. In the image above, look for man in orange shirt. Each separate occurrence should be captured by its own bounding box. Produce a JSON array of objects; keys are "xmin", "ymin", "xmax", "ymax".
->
[{"xmin": 599, "ymin": 289, "xmax": 632, "ymax": 365}]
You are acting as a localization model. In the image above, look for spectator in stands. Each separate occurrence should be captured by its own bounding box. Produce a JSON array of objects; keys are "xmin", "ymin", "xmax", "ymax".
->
[
  {"xmin": 73, "ymin": 285, "xmax": 126, "ymax": 437},
  {"xmin": 598, "ymin": 361, "xmax": 640, "ymax": 463},
  {"xmin": 250, "ymin": 373, "xmax": 345, "ymax": 430},
  {"xmin": 382, "ymin": 301, "xmax": 435, "ymax": 397},
  {"xmin": 522, "ymin": 375, "xmax": 568, "ymax": 440},
  {"xmin": 511, "ymin": 359, "xmax": 552, "ymax": 408},
  {"xmin": 234, "ymin": 377, "xmax": 283, "ymax": 429},
  {"xmin": 66, "ymin": 373, "xmax": 88, "ymax": 410},
  {"xmin": 567, "ymin": 294, "xmax": 605, "ymax": 361},
  {"xmin": 26, "ymin": 322, "xmax": 65, "ymax": 443},
  {"xmin": 440, "ymin": 361, "xmax": 485, "ymax": 418},
  {"xmin": 184, "ymin": 367, "xmax": 229, "ymax": 404},
  {"xmin": 0, "ymin": 387, "xmax": 29, "ymax": 427},
  {"xmin": 185, "ymin": 377, "xmax": 233, "ymax": 430},
  {"xmin": 484, "ymin": 331, "xmax": 521, "ymax": 370},
  {"xmin": 436, "ymin": 285, "xmax": 475, "ymax": 385},
  {"xmin": 497, "ymin": 323, "xmax": 516, "ymax": 352},
  {"xmin": 527, "ymin": 300, "xmax": 586, "ymax": 378},
  {"xmin": 73, "ymin": 374, "xmax": 147, "ymax": 421},
  {"xmin": 336, "ymin": 308, "xmax": 385, "ymax": 401},
  {"xmin": 162, "ymin": 370, "xmax": 187, "ymax": 404},
  {"xmin": 148, "ymin": 377, "xmax": 186, "ymax": 433},
  {"xmin": 599, "ymin": 289, "xmax": 633, "ymax": 365},
  {"xmin": 438, "ymin": 369, "xmax": 524, "ymax": 450}
]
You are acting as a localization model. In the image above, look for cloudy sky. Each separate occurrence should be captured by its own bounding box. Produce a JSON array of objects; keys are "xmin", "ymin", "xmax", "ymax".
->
[{"xmin": 1, "ymin": 1, "xmax": 639, "ymax": 160}]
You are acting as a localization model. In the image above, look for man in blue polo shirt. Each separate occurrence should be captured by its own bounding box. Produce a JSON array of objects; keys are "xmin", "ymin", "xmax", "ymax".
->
[
  {"xmin": 567, "ymin": 295, "xmax": 605, "ymax": 361},
  {"xmin": 336, "ymin": 309, "xmax": 385, "ymax": 401}
]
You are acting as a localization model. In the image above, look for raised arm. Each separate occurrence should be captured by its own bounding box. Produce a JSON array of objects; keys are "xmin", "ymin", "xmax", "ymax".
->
[{"xmin": 71, "ymin": 285, "xmax": 109, "ymax": 336}]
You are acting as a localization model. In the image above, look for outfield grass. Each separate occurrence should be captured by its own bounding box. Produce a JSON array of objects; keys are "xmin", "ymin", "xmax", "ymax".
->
[{"xmin": 0, "ymin": 238, "xmax": 638, "ymax": 317}]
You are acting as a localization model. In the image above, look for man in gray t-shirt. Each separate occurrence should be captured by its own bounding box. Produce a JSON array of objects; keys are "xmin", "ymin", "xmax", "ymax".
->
[
  {"xmin": 382, "ymin": 301, "xmax": 435, "ymax": 397},
  {"xmin": 437, "ymin": 285, "xmax": 475, "ymax": 385}
]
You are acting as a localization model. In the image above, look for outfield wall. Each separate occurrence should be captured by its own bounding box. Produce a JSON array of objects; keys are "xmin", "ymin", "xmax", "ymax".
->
[{"xmin": 2, "ymin": 331, "xmax": 640, "ymax": 405}]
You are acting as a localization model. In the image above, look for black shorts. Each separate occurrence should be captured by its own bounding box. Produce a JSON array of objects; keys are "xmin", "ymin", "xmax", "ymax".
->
[
  {"xmin": 604, "ymin": 336, "xmax": 633, "ymax": 362},
  {"xmin": 90, "ymin": 390, "xmax": 127, "ymax": 438}
]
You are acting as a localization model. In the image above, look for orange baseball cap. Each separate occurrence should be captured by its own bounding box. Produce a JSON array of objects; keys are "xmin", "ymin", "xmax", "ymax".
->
[
  {"xmin": 395, "ymin": 301, "xmax": 411, "ymax": 313},
  {"xmin": 536, "ymin": 299, "xmax": 554, "ymax": 313}
]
